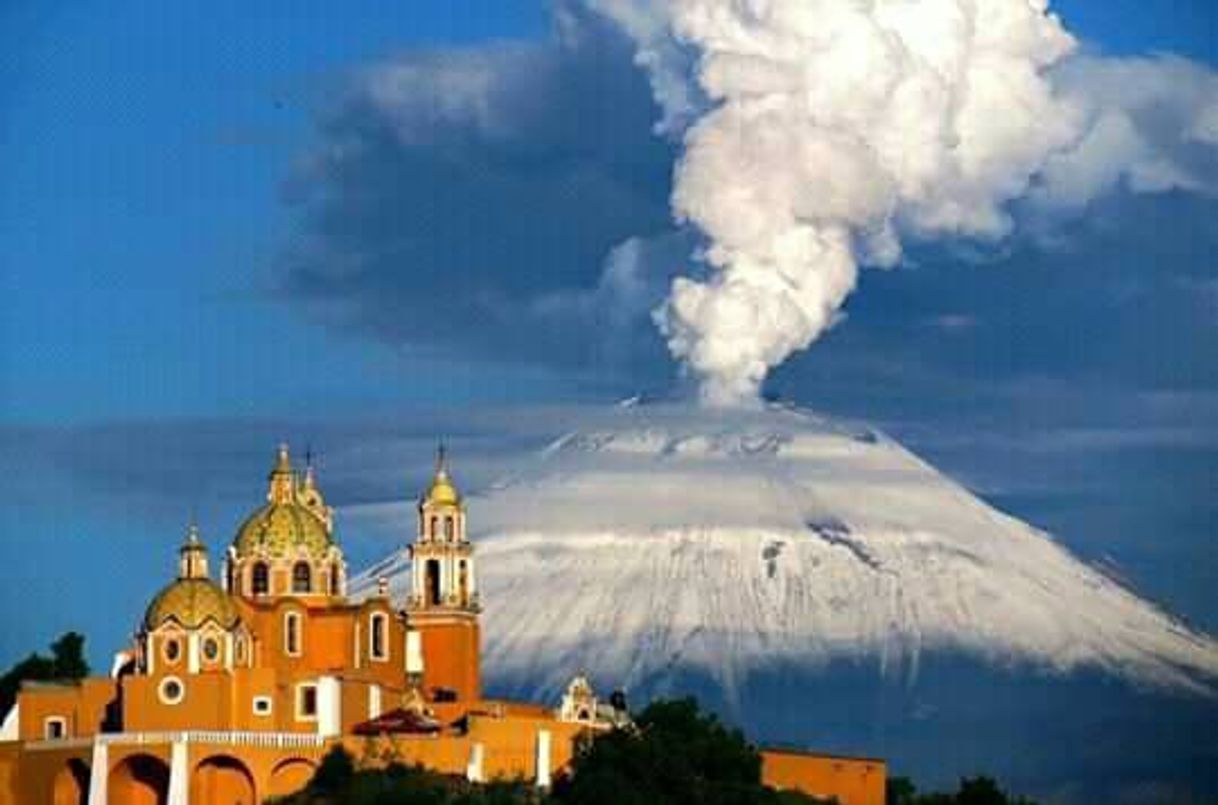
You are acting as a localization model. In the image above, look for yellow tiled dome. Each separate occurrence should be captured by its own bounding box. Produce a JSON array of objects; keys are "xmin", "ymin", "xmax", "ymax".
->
[
  {"xmin": 233, "ymin": 502, "xmax": 332, "ymax": 560},
  {"xmin": 232, "ymin": 444, "xmax": 336, "ymax": 560},
  {"xmin": 144, "ymin": 578, "xmax": 239, "ymax": 631}
]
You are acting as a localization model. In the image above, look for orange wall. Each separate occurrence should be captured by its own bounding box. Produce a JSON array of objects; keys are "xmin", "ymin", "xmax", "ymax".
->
[
  {"xmin": 467, "ymin": 713, "xmax": 588, "ymax": 781},
  {"xmin": 0, "ymin": 743, "xmax": 24, "ymax": 805},
  {"xmin": 761, "ymin": 749, "xmax": 885, "ymax": 805},
  {"xmin": 2, "ymin": 743, "xmax": 92, "ymax": 805},
  {"xmin": 415, "ymin": 618, "xmax": 480, "ymax": 703},
  {"xmin": 17, "ymin": 678, "xmax": 115, "ymax": 741},
  {"xmin": 340, "ymin": 712, "xmax": 590, "ymax": 785},
  {"xmin": 2, "ymin": 726, "xmax": 884, "ymax": 805},
  {"xmin": 237, "ymin": 597, "xmax": 408, "ymax": 688},
  {"xmin": 122, "ymin": 673, "xmax": 235, "ymax": 733}
]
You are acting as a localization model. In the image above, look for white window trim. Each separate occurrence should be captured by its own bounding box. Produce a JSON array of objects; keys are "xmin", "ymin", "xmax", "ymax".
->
[
  {"xmin": 43, "ymin": 716, "xmax": 67, "ymax": 740},
  {"xmin": 284, "ymin": 611, "xmax": 303, "ymax": 657},
  {"xmin": 369, "ymin": 612, "xmax": 389, "ymax": 662},
  {"xmin": 200, "ymin": 634, "xmax": 222, "ymax": 665},
  {"xmin": 295, "ymin": 682, "xmax": 319, "ymax": 722},
  {"xmin": 161, "ymin": 633, "xmax": 183, "ymax": 666},
  {"xmin": 158, "ymin": 676, "xmax": 185, "ymax": 706},
  {"xmin": 252, "ymin": 695, "xmax": 273, "ymax": 716}
]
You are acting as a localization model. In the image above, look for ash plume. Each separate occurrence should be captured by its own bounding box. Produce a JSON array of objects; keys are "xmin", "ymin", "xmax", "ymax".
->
[{"xmin": 590, "ymin": 0, "xmax": 1218, "ymax": 406}]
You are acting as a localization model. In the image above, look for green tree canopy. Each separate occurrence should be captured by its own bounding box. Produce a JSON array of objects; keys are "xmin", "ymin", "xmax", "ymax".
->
[
  {"xmin": 0, "ymin": 631, "xmax": 91, "ymax": 715},
  {"xmin": 887, "ymin": 775, "xmax": 1037, "ymax": 805},
  {"xmin": 551, "ymin": 697, "xmax": 825, "ymax": 805}
]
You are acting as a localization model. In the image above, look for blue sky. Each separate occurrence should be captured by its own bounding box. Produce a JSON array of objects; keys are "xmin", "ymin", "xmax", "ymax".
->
[{"xmin": 0, "ymin": 0, "xmax": 1214, "ymax": 683}]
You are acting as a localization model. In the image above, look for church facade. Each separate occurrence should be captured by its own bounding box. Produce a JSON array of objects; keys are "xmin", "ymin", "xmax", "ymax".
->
[{"xmin": 0, "ymin": 447, "xmax": 884, "ymax": 805}]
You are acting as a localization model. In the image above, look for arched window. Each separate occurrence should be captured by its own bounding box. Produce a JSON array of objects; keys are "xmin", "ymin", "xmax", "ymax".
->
[
  {"xmin": 458, "ymin": 561, "xmax": 469, "ymax": 602},
  {"xmin": 163, "ymin": 636, "xmax": 182, "ymax": 664},
  {"xmin": 252, "ymin": 562, "xmax": 269, "ymax": 595},
  {"xmin": 370, "ymin": 612, "xmax": 387, "ymax": 660},
  {"xmin": 426, "ymin": 559, "xmax": 441, "ymax": 606},
  {"xmin": 292, "ymin": 562, "xmax": 311, "ymax": 594},
  {"xmin": 284, "ymin": 612, "xmax": 302, "ymax": 656},
  {"xmin": 444, "ymin": 516, "xmax": 454, "ymax": 540},
  {"xmin": 329, "ymin": 565, "xmax": 341, "ymax": 596},
  {"xmin": 429, "ymin": 516, "xmax": 438, "ymax": 540}
]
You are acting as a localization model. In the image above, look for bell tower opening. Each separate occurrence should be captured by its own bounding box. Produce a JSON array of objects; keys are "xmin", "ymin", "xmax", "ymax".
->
[{"xmin": 426, "ymin": 559, "xmax": 441, "ymax": 606}]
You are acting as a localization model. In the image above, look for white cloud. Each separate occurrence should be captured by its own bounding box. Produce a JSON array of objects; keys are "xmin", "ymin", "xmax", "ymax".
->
[{"xmin": 588, "ymin": 0, "xmax": 1218, "ymax": 406}]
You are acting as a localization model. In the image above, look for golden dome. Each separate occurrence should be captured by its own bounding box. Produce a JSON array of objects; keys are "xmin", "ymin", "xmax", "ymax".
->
[
  {"xmin": 234, "ymin": 502, "xmax": 333, "ymax": 560},
  {"xmin": 423, "ymin": 446, "xmax": 461, "ymax": 507},
  {"xmin": 232, "ymin": 444, "xmax": 336, "ymax": 560},
  {"xmin": 144, "ymin": 578, "xmax": 239, "ymax": 631},
  {"xmin": 425, "ymin": 473, "xmax": 461, "ymax": 506}
]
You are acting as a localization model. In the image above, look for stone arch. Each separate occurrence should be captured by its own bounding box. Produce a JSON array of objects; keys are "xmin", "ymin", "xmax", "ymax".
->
[
  {"xmin": 109, "ymin": 753, "xmax": 169, "ymax": 805},
  {"xmin": 52, "ymin": 758, "xmax": 90, "ymax": 805},
  {"xmin": 266, "ymin": 757, "xmax": 316, "ymax": 798},
  {"xmin": 192, "ymin": 754, "xmax": 256, "ymax": 805}
]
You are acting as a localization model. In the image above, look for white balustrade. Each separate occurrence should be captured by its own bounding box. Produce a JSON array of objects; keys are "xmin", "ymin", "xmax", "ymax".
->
[{"xmin": 26, "ymin": 730, "xmax": 327, "ymax": 751}]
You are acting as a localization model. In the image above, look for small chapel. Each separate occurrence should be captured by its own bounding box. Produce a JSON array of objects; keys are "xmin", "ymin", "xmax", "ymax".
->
[{"xmin": 0, "ymin": 447, "xmax": 883, "ymax": 805}]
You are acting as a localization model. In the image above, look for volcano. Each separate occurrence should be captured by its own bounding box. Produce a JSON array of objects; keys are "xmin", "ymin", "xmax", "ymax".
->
[{"xmin": 351, "ymin": 401, "xmax": 1218, "ymax": 800}]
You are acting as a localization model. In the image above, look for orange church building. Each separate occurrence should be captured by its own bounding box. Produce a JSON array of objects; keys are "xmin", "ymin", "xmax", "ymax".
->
[{"xmin": 0, "ymin": 447, "xmax": 884, "ymax": 805}]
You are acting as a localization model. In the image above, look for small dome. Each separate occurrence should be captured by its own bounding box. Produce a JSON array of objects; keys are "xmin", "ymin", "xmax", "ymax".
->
[
  {"xmin": 423, "ymin": 446, "xmax": 461, "ymax": 507},
  {"xmin": 425, "ymin": 473, "xmax": 461, "ymax": 506},
  {"xmin": 144, "ymin": 578, "xmax": 239, "ymax": 631},
  {"xmin": 234, "ymin": 502, "xmax": 333, "ymax": 560}
]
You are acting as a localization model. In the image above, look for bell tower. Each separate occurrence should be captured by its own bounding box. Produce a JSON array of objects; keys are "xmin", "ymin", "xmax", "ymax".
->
[{"xmin": 406, "ymin": 447, "xmax": 481, "ymax": 703}]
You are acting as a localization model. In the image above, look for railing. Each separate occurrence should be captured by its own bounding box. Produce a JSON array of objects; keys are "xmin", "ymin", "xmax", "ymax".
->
[
  {"xmin": 25, "ymin": 731, "xmax": 328, "ymax": 751},
  {"xmin": 23, "ymin": 737, "xmax": 93, "ymax": 751}
]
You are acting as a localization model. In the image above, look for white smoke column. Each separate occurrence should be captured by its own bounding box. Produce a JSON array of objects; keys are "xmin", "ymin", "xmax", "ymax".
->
[
  {"xmin": 584, "ymin": 0, "xmax": 1218, "ymax": 405},
  {"xmin": 626, "ymin": 0, "xmax": 1082, "ymax": 405}
]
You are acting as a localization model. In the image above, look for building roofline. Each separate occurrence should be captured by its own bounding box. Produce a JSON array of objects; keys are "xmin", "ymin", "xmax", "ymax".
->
[{"xmin": 759, "ymin": 745, "xmax": 887, "ymax": 764}]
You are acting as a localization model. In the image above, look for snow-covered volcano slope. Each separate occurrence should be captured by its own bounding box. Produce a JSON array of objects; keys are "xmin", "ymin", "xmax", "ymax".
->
[{"xmin": 354, "ymin": 402, "xmax": 1218, "ymax": 699}]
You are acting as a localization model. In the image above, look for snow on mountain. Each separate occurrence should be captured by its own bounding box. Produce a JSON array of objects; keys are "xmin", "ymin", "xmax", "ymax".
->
[{"xmin": 351, "ymin": 402, "xmax": 1218, "ymax": 701}]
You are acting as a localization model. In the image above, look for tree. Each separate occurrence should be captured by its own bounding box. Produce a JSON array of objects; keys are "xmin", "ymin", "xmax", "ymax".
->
[
  {"xmin": 311, "ymin": 746, "xmax": 356, "ymax": 793},
  {"xmin": 887, "ymin": 777, "xmax": 919, "ymax": 805},
  {"xmin": 551, "ymin": 697, "xmax": 826, "ymax": 805},
  {"xmin": 884, "ymin": 775, "xmax": 1038, "ymax": 805},
  {"xmin": 50, "ymin": 632, "xmax": 89, "ymax": 680},
  {"xmin": 0, "ymin": 632, "xmax": 90, "ymax": 715}
]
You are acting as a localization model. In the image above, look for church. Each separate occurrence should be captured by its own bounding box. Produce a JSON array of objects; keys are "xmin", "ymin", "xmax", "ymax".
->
[{"xmin": 0, "ymin": 446, "xmax": 884, "ymax": 805}]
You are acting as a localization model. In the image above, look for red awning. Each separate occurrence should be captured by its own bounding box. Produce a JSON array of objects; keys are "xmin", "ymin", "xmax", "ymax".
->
[{"xmin": 352, "ymin": 707, "xmax": 442, "ymax": 735}]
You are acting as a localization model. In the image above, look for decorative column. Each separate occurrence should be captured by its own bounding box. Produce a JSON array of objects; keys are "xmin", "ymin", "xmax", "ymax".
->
[
  {"xmin": 535, "ymin": 730, "xmax": 552, "ymax": 788},
  {"xmin": 86, "ymin": 739, "xmax": 108, "ymax": 805},
  {"xmin": 318, "ymin": 676, "xmax": 342, "ymax": 737},
  {"xmin": 187, "ymin": 633, "xmax": 200, "ymax": 674},
  {"xmin": 405, "ymin": 630, "xmax": 423, "ymax": 686},
  {"xmin": 368, "ymin": 684, "xmax": 382, "ymax": 720},
  {"xmin": 466, "ymin": 742, "xmax": 485, "ymax": 783},
  {"xmin": 167, "ymin": 736, "xmax": 189, "ymax": 805}
]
